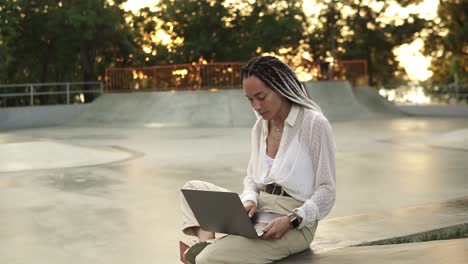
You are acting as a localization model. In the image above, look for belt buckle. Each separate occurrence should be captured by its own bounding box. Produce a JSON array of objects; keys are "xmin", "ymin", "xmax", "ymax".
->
[
  {"xmin": 273, "ymin": 184, "xmax": 284, "ymax": 196},
  {"xmin": 277, "ymin": 185, "xmax": 284, "ymax": 196},
  {"xmin": 272, "ymin": 184, "xmax": 277, "ymax": 195}
]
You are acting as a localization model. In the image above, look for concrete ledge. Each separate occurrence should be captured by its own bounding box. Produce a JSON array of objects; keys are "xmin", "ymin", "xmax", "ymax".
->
[
  {"xmin": 397, "ymin": 104, "xmax": 468, "ymax": 117},
  {"xmin": 357, "ymin": 223, "xmax": 468, "ymax": 246},
  {"xmin": 277, "ymin": 196, "xmax": 468, "ymax": 263},
  {"xmin": 0, "ymin": 141, "xmax": 133, "ymax": 172},
  {"xmin": 281, "ymin": 238, "xmax": 468, "ymax": 264},
  {"xmin": 0, "ymin": 104, "xmax": 89, "ymax": 131},
  {"xmin": 311, "ymin": 196, "xmax": 468, "ymax": 252}
]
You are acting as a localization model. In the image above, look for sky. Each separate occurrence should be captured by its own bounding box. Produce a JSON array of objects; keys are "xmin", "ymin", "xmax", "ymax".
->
[{"xmin": 121, "ymin": 0, "xmax": 439, "ymax": 82}]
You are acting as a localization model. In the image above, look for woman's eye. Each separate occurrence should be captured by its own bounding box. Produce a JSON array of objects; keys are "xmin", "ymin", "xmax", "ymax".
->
[{"xmin": 258, "ymin": 96, "xmax": 265, "ymax": 100}]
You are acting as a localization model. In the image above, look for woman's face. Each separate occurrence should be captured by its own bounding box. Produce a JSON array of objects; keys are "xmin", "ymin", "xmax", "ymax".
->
[{"xmin": 243, "ymin": 75, "xmax": 287, "ymax": 120}]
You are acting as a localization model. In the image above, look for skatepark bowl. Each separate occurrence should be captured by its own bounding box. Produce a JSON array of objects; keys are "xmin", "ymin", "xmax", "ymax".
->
[{"xmin": 1, "ymin": 81, "xmax": 467, "ymax": 263}]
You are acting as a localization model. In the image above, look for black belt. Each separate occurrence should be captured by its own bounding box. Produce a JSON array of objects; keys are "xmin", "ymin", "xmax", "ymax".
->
[{"xmin": 264, "ymin": 184, "xmax": 291, "ymax": 197}]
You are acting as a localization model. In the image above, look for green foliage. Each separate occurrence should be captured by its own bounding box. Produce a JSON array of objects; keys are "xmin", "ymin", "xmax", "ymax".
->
[
  {"xmin": 239, "ymin": 0, "xmax": 306, "ymax": 59},
  {"xmin": 306, "ymin": 1, "xmax": 342, "ymax": 62},
  {"xmin": 0, "ymin": 0, "xmax": 136, "ymax": 85},
  {"xmin": 423, "ymin": 0, "xmax": 467, "ymax": 83},
  {"xmin": 1, "ymin": 0, "xmax": 460, "ymax": 89},
  {"xmin": 0, "ymin": 0, "xmax": 21, "ymax": 82},
  {"xmin": 307, "ymin": 0, "xmax": 425, "ymax": 86},
  {"xmin": 140, "ymin": 0, "xmax": 307, "ymax": 63},
  {"xmin": 157, "ymin": 0, "xmax": 234, "ymax": 62}
]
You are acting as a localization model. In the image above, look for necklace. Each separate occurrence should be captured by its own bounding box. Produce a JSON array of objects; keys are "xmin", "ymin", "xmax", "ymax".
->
[{"xmin": 274, "ymin": 127, "xmax": 281, "ymax": 141}]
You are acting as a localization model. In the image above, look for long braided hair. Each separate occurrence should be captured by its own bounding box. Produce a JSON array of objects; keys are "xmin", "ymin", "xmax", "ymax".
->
[{"xmin": 240, "ymin": 56, "xmax": 322, "ymax": 113}]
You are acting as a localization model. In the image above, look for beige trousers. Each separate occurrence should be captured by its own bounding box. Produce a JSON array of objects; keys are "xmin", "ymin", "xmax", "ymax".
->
[{"xmin": 181, "ymin": 180, "xmax": 317, "ymax": 264}]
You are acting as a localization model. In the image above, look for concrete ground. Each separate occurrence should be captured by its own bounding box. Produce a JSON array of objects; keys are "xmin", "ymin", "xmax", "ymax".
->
[
  {"xmin": 1, "ymin": 82, "xmax": 468, "ymax": 263},
  {"xmin": 1, "ymin": 117, "xmax": 468, "ymax": 263}
]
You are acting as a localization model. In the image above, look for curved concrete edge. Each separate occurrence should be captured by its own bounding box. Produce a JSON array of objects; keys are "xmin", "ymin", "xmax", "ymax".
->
[
  {"xmin": 279, "ymin": 238, "xmax": 468, "ymax": 264},
  {"xmin": 0, "ymin": 141, "xmax": 135, "ymax": 172},
  {"xmin": 354, "ymin": 222, "xmax": 468, "ymax": 246},
  {"xmin": 71, "ymin": 90, "xmax": 257, "ymax": 127},
  {"xmin": 304, "ymin": 81, "xmax": 372, "ymax": 122},
  {"xmin": 352, "ymin": 86, "xmax": 404, "ymax": 116},
  {"xmin": 72, "ymin": 81, "xmax": 404, "ymax": 127},
  {"xmin": 276, "ymin": 197, "xmax": 468, "ymax": 263},
  {"xmin": 304, "ymin": 81, "xmax": 403, "ymax": 122},
  {"xmin": 310, "ymin": 196, "xmax": 468, "ymax": 253}
]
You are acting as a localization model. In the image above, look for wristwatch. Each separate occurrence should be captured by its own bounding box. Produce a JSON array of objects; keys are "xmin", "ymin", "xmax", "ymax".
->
[{"xmin": 287, "ymin": 212, "xmax": 300, "ymax": 229}]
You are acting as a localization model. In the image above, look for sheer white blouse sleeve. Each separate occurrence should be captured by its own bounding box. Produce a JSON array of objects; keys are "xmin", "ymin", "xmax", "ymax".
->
[{"xmin": 294, "ymin": 113, "xmax": 336, "ymax": 228}]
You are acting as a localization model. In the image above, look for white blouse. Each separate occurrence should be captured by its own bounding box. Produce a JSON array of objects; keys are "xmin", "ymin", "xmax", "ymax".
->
[
  {"xmin": 240, "ymin": 104, "xmax": 336, "ymax": 229},
  {"xmin": 262, "ymin": 152, "xmax": 274, "ymax": 177}
]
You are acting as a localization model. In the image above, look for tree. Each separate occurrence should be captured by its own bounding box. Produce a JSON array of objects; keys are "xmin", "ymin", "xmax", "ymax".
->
[
  {"xmin": 142, "ymin": 0, "xmax": 307, "ymax": 63},
  {"xmin": 0, "ymin": 0, "xmax": 136, "ymax": 84},
  {"xmin": 304, "ymin": 0, "xmax": 343, "ymax": 79},
  {"xmin": 0, "ymin": 0, "xmax": 137, "ymax": 103},
  {"xmin": 0, "ymin": 0, "xmax": 21, "ymax": 83},
  {"xmin": 236, "ymin": 0, "xmax": 307, "ymax": 60},
  {"xmin": 423, "ymin": 0, "xmax": 467, "ymax": 84},
  {"xmin": 63, "ymin": 0, "xmax": 136, "ymax": 82},
  {"xmin": 302, "ymin": 0, "xmax": 428, "ymax": 86}
]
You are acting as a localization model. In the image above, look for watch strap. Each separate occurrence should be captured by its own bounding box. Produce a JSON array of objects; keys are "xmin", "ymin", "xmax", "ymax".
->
[{"xmin": 287, "ymin": 213, "xmax": 300, "ymax": 229}]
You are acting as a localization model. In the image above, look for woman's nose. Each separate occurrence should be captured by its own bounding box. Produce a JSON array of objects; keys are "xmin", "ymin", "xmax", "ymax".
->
[{"xmin": 251, "ymin": 100, "xmax": 261, "ymax": 111}]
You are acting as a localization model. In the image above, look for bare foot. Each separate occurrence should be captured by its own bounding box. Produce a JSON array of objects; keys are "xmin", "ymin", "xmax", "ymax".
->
[{"xmin": 193, "ymin": 227, "xmax": 215, "ymax": 241}]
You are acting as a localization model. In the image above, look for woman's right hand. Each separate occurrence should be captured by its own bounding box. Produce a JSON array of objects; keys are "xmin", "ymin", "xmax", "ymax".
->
[{"xmin": 243, "ymin": 200, "xmax": 257, "ymax": 218}]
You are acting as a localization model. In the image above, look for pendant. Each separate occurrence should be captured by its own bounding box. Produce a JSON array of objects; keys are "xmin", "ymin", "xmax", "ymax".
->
[{"xmin": 275, "ymin": 127, "xmax": 281, "ymax": 141}]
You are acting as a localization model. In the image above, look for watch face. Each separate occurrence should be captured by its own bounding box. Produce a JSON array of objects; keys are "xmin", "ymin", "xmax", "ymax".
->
[
  {"xmin": 291, "ymin": 217, "xmax": 300, "ymax": 228},
  {"xmin": 288, "ymin": 213, "xmax": 299, "ymax": 228}
]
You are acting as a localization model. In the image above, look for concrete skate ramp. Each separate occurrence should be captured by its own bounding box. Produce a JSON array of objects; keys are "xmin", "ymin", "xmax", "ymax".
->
[
  {"xmin": 72, "ymin": 89, "xmax": 257, "ymax": 127},
  {"xmin": 73, "ymin": 80, "xmax": 402, "ymax": 127},
  {"xmin": 305, "ymin": 81, "xmax": 402, "ymax": 122},
  {"xmin": 353, "ymin": 86, "xmax": 403, "ymax": 116},
  {"xmin": 305, "ymin": 81, "xmax": 372, "ymax": 122}
]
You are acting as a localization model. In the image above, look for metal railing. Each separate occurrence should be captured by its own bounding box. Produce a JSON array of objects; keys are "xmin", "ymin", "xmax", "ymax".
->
[
  {"xmin": 105, "ymin": 62, "xmax": 245, "ymax": 92},
  {"xmin": 104, "ymin": 60, "xmax": 369, "ymax": 92},
  {"xmin": 0, "ymin": 81, "xmax": 103, "ymax": 107}
]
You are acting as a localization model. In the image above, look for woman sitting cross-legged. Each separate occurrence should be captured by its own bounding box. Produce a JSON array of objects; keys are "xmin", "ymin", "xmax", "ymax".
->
[{"xmin": 180, "ymin": 55, "xmax": 336, "ymax": 264}]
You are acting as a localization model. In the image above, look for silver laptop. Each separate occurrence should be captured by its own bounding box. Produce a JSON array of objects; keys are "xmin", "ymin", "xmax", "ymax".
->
[{"xmin": 181, "ymin": 189, "xmax": 283, "ymax": 238}]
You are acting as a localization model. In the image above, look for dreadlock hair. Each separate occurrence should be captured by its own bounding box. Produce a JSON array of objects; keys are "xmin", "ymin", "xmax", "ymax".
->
[{"xmin": 241, "ymin": 56, "xmax": 322, "ymax": 113}]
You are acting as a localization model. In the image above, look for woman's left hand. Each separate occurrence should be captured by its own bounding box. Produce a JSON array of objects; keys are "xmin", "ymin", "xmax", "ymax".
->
[{"xmin": 261, "ymin": 216, "xmax": 290, "ymax": 240}]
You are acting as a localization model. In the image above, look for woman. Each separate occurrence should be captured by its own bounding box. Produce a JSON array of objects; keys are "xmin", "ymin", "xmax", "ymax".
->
[{"xmin": 180, "ymin": 56, "xmax": 336, "ymax": 263}]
